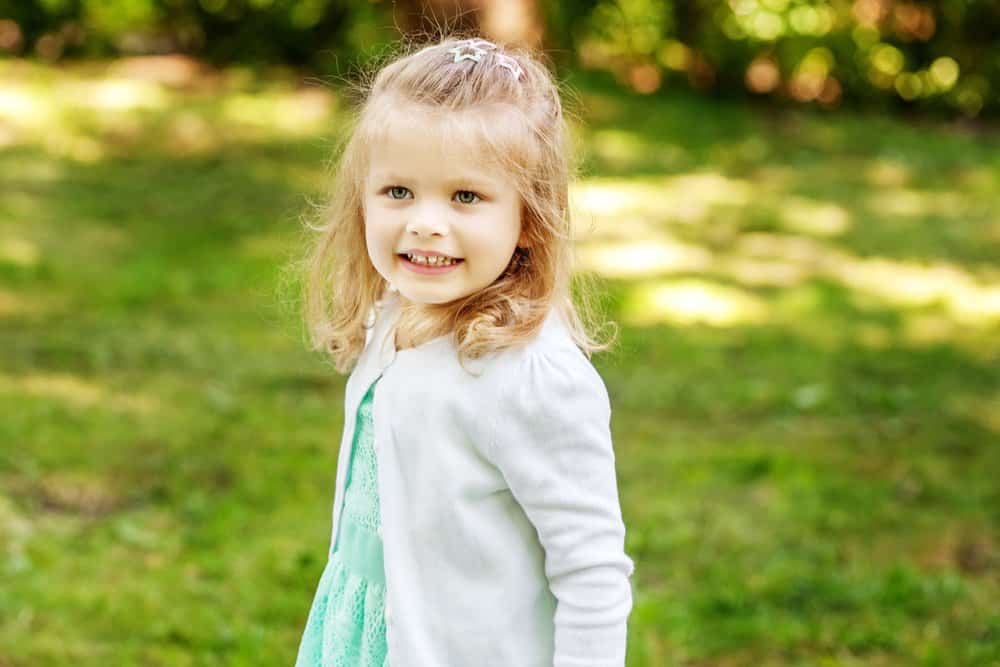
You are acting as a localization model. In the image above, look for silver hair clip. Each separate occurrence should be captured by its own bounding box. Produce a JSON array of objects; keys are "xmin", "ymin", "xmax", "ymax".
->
[
  {"xmin": 446, "ymin": 39, "xmax": 524, "ymax": 81},
  {"xmin": 446, "ymin": 39, "xmax": 492, "ymax": 63},
  {"xmin": 494, "ymin": 53, "xmax": 525, "ymax": 81},
  {"xmin": 412, "ymin": 39, "xmax": 490, "ymax": 59}
]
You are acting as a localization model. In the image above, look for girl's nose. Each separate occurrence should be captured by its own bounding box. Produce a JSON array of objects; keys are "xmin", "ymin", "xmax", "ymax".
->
[{"xmin": 405, "ymin": 201, "xmax": 450, "ymax": 237}]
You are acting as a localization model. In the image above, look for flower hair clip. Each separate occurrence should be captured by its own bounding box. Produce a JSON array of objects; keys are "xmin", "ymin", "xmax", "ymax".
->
[{"xmin": 446, "ymin": 39, "xmax": 525, "ymax": 82}]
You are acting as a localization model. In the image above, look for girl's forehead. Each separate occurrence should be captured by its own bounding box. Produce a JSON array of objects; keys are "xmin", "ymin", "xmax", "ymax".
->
[
  {"xmin": 374, "ymin": 108, "xmax": 482, "ymax": 151},
  {"xmin": 367, "ymin": 108, "xmax": 510, "ymax": 174}
]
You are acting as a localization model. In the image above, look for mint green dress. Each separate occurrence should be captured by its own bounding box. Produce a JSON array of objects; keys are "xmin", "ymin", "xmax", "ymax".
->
[{"xmin": 295, "ymin": 378, "xmax": 389, "ymax": 667}]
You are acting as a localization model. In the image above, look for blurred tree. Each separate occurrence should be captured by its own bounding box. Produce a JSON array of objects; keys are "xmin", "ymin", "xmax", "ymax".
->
[
  {"xmin": 3, "ymin": 0, "xmax": 998, "ymax": 117},
  {"xmin": 392, "ymin": 0, "xmax": 544, "ymax": 49}
]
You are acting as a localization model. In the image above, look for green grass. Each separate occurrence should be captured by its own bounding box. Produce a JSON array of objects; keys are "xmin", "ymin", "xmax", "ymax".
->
[{"xmin": 1, "ymin": 58, "xmax": 998, "ymax": 666}]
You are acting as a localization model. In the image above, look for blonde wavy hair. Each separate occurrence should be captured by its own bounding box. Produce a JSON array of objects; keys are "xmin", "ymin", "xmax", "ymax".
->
[{"xmin": 297, "ymin": 33, "xmax": 617, "ymax": 375}]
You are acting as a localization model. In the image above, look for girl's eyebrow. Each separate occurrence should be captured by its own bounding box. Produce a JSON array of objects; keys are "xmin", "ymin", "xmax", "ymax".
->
[
  {"xmin": 372, "ymin": 172, "xmax": 498, "ymax": 190},
  {"xmin": 446, "ymin": 177, "xmax": 498, "ymax": 190},
  {"xmin": 371, "ymin": 172, "xmax": 410, "ymax": 183}
]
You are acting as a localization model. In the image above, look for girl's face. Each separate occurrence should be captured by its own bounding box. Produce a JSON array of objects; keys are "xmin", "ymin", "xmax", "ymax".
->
[{"xmin": 363, "ymin": 114, "xmax": 525, "ymax": 307}]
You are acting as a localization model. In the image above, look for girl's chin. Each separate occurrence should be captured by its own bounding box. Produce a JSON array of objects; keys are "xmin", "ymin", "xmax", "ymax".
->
[{"xmin": 393, "ymin": 280, "xmax": 480, "ymax": 306}]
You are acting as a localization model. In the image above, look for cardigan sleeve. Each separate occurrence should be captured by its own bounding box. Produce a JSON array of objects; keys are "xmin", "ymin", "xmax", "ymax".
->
[{"xmin": 487, "ymin": 343, "xmax": 635, "ymax": 667}]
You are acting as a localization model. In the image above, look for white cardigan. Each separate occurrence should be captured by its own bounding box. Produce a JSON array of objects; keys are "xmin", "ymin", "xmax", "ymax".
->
[{"xmin": 325, "ymin": 288, "xmax": 634, "ymax": 666}]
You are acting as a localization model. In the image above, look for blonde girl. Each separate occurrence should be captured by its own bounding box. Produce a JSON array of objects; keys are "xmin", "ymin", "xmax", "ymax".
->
[{"xmin": 294, "ymin": 34, "xmax": 634, "ymax": 667}]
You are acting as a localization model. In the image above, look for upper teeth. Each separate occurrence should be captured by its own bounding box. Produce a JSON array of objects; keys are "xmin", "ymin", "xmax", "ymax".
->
[{"xmin": 407, "ymin": 253, "xmax": 458, "ymax": 266}]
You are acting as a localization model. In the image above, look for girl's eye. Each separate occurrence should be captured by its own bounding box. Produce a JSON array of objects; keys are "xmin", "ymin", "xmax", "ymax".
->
[
  {"xmin": 387, "ymin": 186, "xmax": 411, "ymax": 200},
  {"xmin": 455, "ymin": 190, "xmax": 481, "ymax": 205}
]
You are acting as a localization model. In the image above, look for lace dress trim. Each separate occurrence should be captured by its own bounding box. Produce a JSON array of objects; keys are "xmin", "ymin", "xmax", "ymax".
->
[{"xmin": 295, "ymin": 379, "xmax": 389, "ymax": 667}]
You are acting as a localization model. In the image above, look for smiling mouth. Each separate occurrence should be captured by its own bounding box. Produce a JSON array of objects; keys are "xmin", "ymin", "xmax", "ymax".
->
[{"xmin": 397, "ymin": 253, "xmax": 465, "ymax": 267}]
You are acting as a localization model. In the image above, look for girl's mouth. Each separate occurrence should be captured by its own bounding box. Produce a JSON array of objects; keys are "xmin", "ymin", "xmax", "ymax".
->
[{"xmin": 398, "ymin": 254, "xmax": 465, "ymax": 275}]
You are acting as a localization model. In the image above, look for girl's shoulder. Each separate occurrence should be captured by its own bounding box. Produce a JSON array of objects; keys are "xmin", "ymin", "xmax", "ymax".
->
[
  {"xmin": 485, "ymin": 312, "xmax": 612, "ymax": 461},
  {"xmin": 493, "ymin": 308, "xmax": 609, "ymax": 404}
]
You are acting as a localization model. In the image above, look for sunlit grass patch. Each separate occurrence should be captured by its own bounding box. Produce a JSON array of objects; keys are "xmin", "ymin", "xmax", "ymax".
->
[{"xmin": 0, "ymin": 57, "xmax": 339, "ymax": 161}]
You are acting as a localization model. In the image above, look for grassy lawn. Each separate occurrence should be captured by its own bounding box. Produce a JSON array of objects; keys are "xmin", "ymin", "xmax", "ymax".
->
[{"xmin": 1, "ymin": 56, "xmax": 998, "ymax": 666}]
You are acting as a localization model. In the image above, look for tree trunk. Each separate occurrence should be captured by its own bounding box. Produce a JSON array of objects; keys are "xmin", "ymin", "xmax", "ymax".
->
[{"xmin": 392, "ymin": 0, "xmax": 542, "ymax": 49}]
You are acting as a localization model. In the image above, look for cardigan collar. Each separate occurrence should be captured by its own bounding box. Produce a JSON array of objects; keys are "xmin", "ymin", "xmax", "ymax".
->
[
  {"xmin": 373, "ymin": 288, "xmax": 455, "ymax": 371},
  {"xmin": 370, "ymin": 286, "xmax": 569, "ymax": 374}
]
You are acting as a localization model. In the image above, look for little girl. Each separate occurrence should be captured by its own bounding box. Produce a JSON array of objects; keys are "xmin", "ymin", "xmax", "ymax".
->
[{"xmin": 294, "ymin": 35, "xmax": 634, "ymax": 667}]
